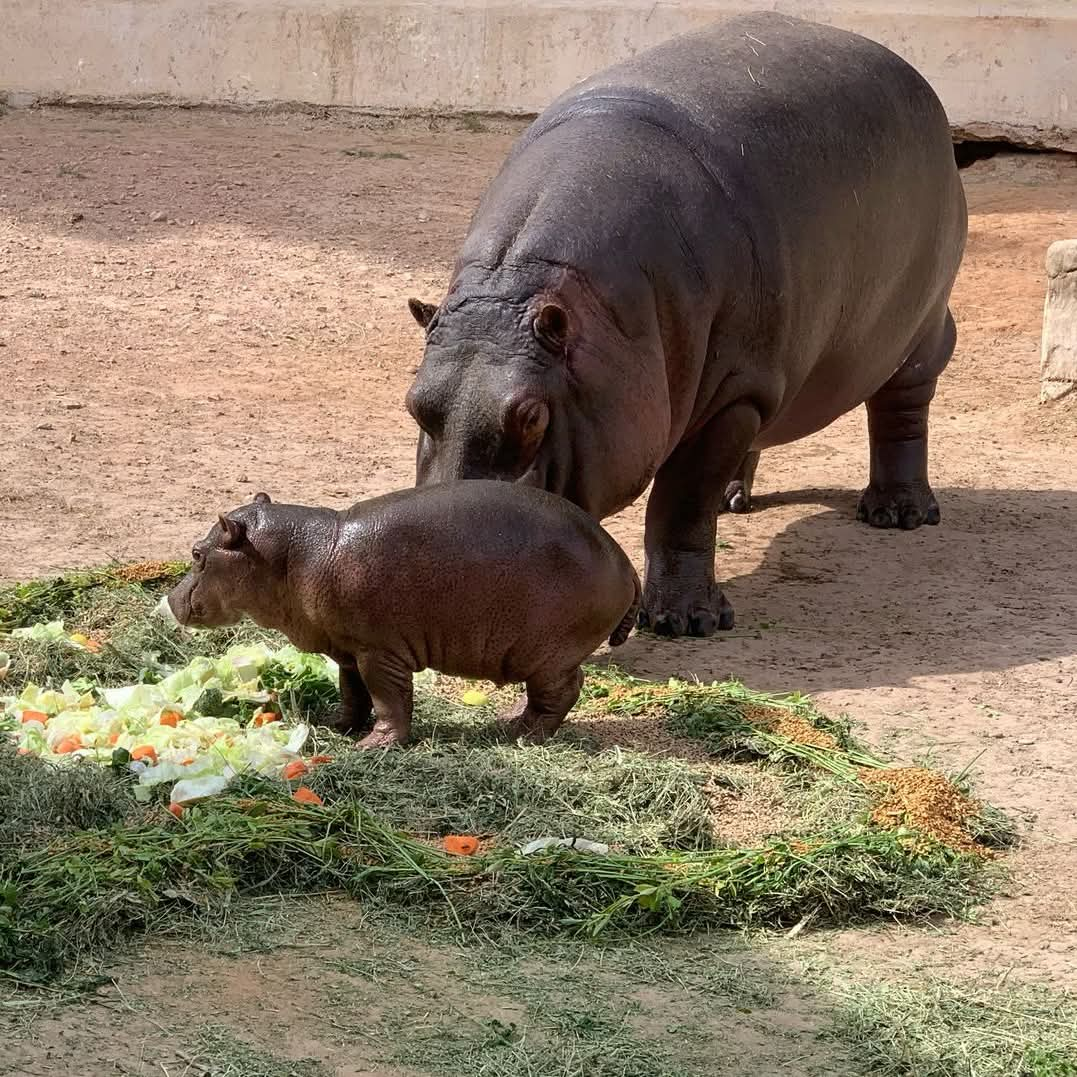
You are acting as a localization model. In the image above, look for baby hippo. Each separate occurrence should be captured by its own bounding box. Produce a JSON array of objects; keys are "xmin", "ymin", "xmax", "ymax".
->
[{"xmin": 165, "ymin": 482, "xmax": 640, "ymax": 748}]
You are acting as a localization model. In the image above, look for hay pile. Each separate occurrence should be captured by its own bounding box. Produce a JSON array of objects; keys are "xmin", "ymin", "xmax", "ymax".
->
[{"xmin": 0, "ymin": 565, "xmax": 1014, "ymax": 981}]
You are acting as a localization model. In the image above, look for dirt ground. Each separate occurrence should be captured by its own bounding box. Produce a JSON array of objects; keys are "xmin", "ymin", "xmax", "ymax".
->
[{"xmin": 1, "ymin": 107, "xmax": 1076, "ymax": 1072}]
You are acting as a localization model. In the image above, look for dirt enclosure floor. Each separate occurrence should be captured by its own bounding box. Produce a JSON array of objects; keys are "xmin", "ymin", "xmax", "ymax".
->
[{"xmin": 1, "ymin": 108, "xmax": 1076, "ymax": 1073}]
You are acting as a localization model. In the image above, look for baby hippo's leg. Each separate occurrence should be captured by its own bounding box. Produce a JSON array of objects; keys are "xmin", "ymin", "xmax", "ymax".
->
[
  {"xmin": 502, "ymin": 666, "xmax": 585, "ymax": 744},
  {"xmin": 328, "ymin": 663, "xmax": 374, "ymax": 735},
  {"xmin": 355, "ymin": 654, "xmax": 414, "ymax": 749}
]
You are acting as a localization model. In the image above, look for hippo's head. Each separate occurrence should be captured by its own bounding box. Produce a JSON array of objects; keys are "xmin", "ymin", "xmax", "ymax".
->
[
  {"xmin": 405, "ymin": 296, "xmax": 561, "ymax": 483},
  {"xmin": 166, "ymin": 493, "xmax": 283, "ymax": 629},
  {"xmin": 404, "ymin": 283, "xmax": 669, "ymax": 519}
]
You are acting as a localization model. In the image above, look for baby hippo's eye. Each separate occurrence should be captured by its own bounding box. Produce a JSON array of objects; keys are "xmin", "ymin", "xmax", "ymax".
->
[{"xmin": 191, "ymin": 547, "xmax": 205, "ymax": 566}]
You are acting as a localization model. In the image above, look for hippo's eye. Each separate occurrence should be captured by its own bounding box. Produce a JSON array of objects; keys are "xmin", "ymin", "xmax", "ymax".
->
[
  {"xmin": 405, "ymin": 389, "xmax": 441, "ymax": 435},
  {"xmin": 191, "ymin": 547, "xmax": 205, "ymax": 567}
]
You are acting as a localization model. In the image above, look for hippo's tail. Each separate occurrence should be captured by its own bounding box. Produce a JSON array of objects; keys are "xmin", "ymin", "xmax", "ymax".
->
[{"xmin": 609, "ymin": 571, "xmax": 642, "ymax": 648}]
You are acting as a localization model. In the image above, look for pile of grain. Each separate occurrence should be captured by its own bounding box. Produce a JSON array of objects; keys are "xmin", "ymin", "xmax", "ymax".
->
[{"xmin": 859, "ymin": 767, "xmax": 989, "ymax": 857}]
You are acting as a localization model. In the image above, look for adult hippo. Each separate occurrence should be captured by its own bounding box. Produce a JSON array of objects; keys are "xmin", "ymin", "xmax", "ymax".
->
[{"xmin": 404, "ymin": 12, "xmax": 968, "ymax": 637}]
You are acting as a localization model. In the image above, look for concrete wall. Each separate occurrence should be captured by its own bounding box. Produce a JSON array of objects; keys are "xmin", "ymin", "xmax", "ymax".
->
[{"xmin": 3, "ymin": 0, "xmax": 1075, "ymax": 149}]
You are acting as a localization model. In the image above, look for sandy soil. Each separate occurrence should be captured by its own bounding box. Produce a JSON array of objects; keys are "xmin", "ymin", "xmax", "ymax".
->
[{"xmin": 1, "ymin": 107, "xmax": 1076, "ymax": 1070}]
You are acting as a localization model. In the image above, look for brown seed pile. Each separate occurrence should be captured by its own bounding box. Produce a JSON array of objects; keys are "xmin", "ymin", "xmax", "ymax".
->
[
  {"xmin": 111, "ymin": 561, "xmax": 184, "ymax": 585},
  {"xmin": 740, "ymin": 704, "xmax": 841, "ymax": 752},
  {"xmin": 859, "ymin": 767, "xmax": 990, "ymax": 857}
]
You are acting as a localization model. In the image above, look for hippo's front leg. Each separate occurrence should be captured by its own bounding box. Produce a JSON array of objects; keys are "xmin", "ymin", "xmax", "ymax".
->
[
  {"xmin": 639, "ymin": 402, "xmax": 760, "ymax": 638},
  {"xmin": 354, "ymin": 653, "xmax": 414, "ymax": 749},
  {"xmin": 328, "ymin": 662, "xmax": 374, "ymax": 735}
]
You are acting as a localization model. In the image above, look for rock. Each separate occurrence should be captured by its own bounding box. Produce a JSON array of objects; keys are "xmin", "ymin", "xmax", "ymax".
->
[
  {"xmin": 1041, "ymin": 239, "xmax": 1077, "ymax": 402},
  {"xmin": 150, "ymin": 210, "xmax": 168, "ymax": 223},
  {"xmin": 69, "ymin": 212, "xmax": 84, "ymax": 224}
]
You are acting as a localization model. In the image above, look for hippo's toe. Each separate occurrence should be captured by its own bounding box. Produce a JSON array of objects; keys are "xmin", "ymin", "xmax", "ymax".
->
[
  {"xmin": 721, "ymin": 480, "xmax": 752, "ymax": 515},
  {"xmin": 638, "ymin": 588, "xmax": 735, "ymax": 639},
  {"xmin": 857, "ymin": 483, "xmax": 940, "ymax": 530}
]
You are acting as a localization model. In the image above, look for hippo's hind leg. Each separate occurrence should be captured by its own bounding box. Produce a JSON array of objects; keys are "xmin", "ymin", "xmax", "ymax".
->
[
  {"xmin": 500, "ymin": 666, "xmax": 584, "ymax": 744},
  {"xmin": 721, "ymin": 450, "xmax": 760, "ymax": 515},
  {"xmin": 327, "ymin": 662, "xmax": 374, "ymax": 735},
  {"xmin": 858, "ymin": 307, "xmax": 956, "ymax": 530},
  {"xmin": 639, "ymin": 401, "xmax": 761, "ymax": 638}
]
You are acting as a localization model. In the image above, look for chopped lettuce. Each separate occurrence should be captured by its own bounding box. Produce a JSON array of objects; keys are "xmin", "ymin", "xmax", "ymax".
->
[{"xmin": 2, "ymin": 633, "xmax": 318, "ymax": 800}]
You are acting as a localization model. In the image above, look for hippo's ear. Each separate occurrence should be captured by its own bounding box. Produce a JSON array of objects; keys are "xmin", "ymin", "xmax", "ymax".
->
[
  {"xmin": 532, "ymin": 303, "xmax": 569, "ymax": 353},
  {"xmin": 217, "ymin": 514, "xmax": 247, "ymax": 550},
  {"xmin": 408, "ymin": 298, "xmax": 438, "ymax": 330},
  {"xmin": 253, "ymin": 492, "xmax": 272, "ymax": 505}
]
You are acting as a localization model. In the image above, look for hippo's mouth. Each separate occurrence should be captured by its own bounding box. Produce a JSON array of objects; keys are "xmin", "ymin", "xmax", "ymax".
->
[{"xmin": 154, "ymin": 594, "xmax": 182, "ymax": 627}]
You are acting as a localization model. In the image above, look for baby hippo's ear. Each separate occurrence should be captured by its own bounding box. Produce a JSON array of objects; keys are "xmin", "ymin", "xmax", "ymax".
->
[
  {"xmin": 217, "ymin": 515, "xmax": 247, "ymax": 549},
  {"xmin": 253, "ymin": 492, "xmax": 272, "ymax": 504}
]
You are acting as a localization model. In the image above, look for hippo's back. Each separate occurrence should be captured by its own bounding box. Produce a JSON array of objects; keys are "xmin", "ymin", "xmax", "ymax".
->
[
  {"xmin": 457, "ymin": 12, "xmax": 966, "ymax": 447},
  {"xmin": 526, "ymin": 13, "xmax": 953, "ymax": 179},
  {"xmin": 340, "ymin": 482, "xmax": 638, "ymax": 680}
]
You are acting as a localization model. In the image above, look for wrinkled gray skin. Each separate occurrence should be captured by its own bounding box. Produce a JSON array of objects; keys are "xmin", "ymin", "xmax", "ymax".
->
[
  {"xmin": 404, "ymin": 12, "xmax": 968, "ymax": 638},
  {"xmin": 166, "ymin": 485, "xmax": 640, "ymax": 748}
]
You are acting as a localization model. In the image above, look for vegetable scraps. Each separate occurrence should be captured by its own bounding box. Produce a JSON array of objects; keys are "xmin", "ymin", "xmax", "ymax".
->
[{"xmin": 0, "ymin": 634, "xmax": 341, "ymax": 805}]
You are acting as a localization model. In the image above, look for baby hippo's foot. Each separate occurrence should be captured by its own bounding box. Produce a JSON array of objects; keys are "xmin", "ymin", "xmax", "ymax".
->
[
  {"xmin": 357, "ymin": 723, "xmax": 408, "ymax": 749},
  {"xmin": 324, "ymin": 701, "xmax": 373, "ymax": 737},
  {"xmin": 497, "ymin": 668, "xmax": 583, "ymax": 744},
  {"xmin": 857, "ymin": 481, "xmax": 940, "ymax": 530},
  {"xmin": 496, "ymin": 698, "xmax": 565, "ymax": 744}
]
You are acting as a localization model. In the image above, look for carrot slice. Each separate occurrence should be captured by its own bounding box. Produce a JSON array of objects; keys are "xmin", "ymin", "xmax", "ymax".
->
[
  {"xmin": 168, "ymin": 803, "xmax": 184, "ymax": 818},
  {"xmin": 283, "ymin": 760, "xmax": 309, "ymax": 781},
  {"xmin": 292, "ymin": 786, "xmax": 323, "ymax": 806},
  {"xmin": 131, "ymin": 745, "xmax": 158, "ymax": 764},
  {"xmin": 443, "ymin": 835, "xmax": 479, "ymax": 856},
  {"xmin": 21, "ymin": 710, "xmax": 48, "ymax": 724},
  {"xmin": 159, "ymin": 711, "xmax": 182, "ymax": 727},
  {"xmin": 55, "ymin": 736, "xmax": 82, "ymax": 755}
]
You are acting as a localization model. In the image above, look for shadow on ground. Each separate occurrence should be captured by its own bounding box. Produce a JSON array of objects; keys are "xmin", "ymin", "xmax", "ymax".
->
[{"xmin": 615, "ymin": 486, "xmax": 1077, "ymax": 695}]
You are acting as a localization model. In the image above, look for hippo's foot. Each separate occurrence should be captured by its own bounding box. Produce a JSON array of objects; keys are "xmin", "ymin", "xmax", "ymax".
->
[
  {"xmin": 357, "ymin": 725, "xmax": 408, "ymax": 749},
  {"xmin": 857, "ymin": 482, "xmax": 940, "ymax": 530},
  {"xmin": 719, "ymin": 450, "xmax": 760, "ymax": 516},
  {"xmin": 497, "ymin": 696, "xmax": 566, "ymax": 744},
  {"xmin": 498, "ymin": 669, "xmax": 582, "ymax": 744},
  {"xmin": 721, "ymin": 479, "xmax": 752, "ymax": 515},
  {"xmin": 322, "ymin": 701, "xmax": 374, "ymax": 737},
  {"xmin": 639, "ymin": 568, "xmax": 734, "ymax": 638}
]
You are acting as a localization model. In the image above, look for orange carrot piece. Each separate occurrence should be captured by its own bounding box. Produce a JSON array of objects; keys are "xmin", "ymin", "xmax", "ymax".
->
[
  {"xmin": 21, "ymin": 710, "xmax": 49, "ymax": 724},
  {"xmin": 292, "ymin": 786, "xmax": 323, "ymax": 806},
  {"xmin": 159, "ymin": 711, "xmax": 182, "ymax": 727},
  {"xmin": 283, "ymin": 760, "xmax": 309, "ymax": 781},
  {"xmin": 131, "ymin": 745, "xmax": 158, "ymax": 764},
  {"xmin": 443, "ymin": 835, "xmax": 479, "ymax": 856},
  {"xmin": 55, "ymin": 736, "xmax": 82, "ymax": 754},
  {"xmin": 168, "ymin": 803, "xmax": 184, "ymax": 818}
]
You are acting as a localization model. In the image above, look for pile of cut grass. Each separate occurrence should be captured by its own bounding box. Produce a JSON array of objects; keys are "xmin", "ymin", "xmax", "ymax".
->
[
  {"xmin": 0, "ymin": 566, "xmax": 1014, "ymax": 982},
  {"xmin": 0, "ymin": 561, "xmax": 187, "ymax": 634}
]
